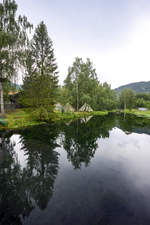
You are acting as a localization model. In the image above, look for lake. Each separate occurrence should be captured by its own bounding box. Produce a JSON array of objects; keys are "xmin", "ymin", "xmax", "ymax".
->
[{"xmin": 1, "ymin": 114, "xmax": 150, "ymax": 225}]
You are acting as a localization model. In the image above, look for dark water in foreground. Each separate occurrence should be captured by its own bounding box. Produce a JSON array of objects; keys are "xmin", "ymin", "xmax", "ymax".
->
[{"xmin": 1, "ymin": 114, "xmax": 150, "ymax": 225}]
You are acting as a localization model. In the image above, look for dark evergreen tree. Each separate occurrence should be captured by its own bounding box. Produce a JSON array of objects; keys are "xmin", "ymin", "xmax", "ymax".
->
[{"xmin": 21, "ymin": 21, "xmax": 58, "ymax": 113}]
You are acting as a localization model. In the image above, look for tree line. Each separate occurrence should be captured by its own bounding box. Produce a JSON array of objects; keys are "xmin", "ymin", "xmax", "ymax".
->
[{"xmin": 119, "ymin": 88, "xmax": 150, "ymax": 110}]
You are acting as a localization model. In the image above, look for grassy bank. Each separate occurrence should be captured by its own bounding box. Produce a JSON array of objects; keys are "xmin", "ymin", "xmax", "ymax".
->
[
  {"xmin": 3, "ymin": 108, "xmax": 150, "ymax": 130},
  {"xmin": 5, "ymin": 109, "xmax": 46, "ymax": 129},
  {"xmin": 123, "ymin": 109, "xmax": 150, "ymax": 118},
  {"xmin": 1, "ymin": 109, "xmax": 109, "ymax": 130},
  {"xmin": 55, "ymin": 110, "xmax": 108, "ymax": 121}
]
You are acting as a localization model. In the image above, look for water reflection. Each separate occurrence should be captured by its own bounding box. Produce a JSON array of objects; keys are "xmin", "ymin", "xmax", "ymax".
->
[
  {"xmin": 80, "ymin": 115, "xmax": 93, "ymax": 123},
  {"xmin": 117, "ymin": 113, "xmax": 150, "ymax": 135},
  {"xmin": 0, "ymin": 115, "xmax": 150, "ymax": 225},
  {"xmin": 61, "ymin": 115, "xmax": 116, "ymax": 168},
  {"xmin": 19, "ymin": 125, "xmax": 60, "ymax": 210},
  {"xmin": 0, "ymin": 136, "xmax": 32, "ymax": 225},
  {"xmin": 0, "ymin": 124, "xmax": 60, "ymax": 224}
]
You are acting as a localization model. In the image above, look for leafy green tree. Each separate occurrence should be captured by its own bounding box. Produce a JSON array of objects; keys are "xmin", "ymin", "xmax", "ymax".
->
[
  {"xmin": 136, "ymin": 93, "xmax": 150, "ymax": 101},
  {"xmin": 0, "ymin": 0, "xmax": 32, "ymax": 117},
  {"xmin": 119, "ymin": 88, "xmax": 136, "ymax": 110},
  {"xmin": 56, "ymin": 86, "xmax": 70, "ymax": 106},
  {"xmin": 136, "ymin": 98, "xmax": 146, "ymax": 108},
  {"xmin": 95, "ymin": 83, "xmax": 117, "ymax": 110},
  {"xmin": 64, "ymin": 57, "xmax": 99, "ymax": 110},
  {"xmin": 62, "ymin": 57, "xmax": 117, "ymax": 111},
  {"xmin": 21, "ymin": 21, "xmax": 58, "ymax": 115},
  {"xmin": 135, "ymin": 93, "xmax": 150, "ymax": 109}
]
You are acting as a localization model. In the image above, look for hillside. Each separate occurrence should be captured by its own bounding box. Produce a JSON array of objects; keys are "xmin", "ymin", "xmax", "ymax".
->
[
  {"xmin": 115, "ymin": 81, "xmax": 150, "ymax": 94},
  {"xmin": 11, "ymin": 83, "xmax": 21, "ymax": 90}
]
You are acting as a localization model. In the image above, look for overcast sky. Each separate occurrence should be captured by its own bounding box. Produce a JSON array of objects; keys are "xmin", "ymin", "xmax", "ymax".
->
[{"xmin": 17, "ymin": 0, "xmax": 150, "ymax": 88}]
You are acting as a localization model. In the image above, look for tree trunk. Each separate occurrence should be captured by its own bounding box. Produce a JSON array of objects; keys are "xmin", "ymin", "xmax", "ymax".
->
[
  {"xmin": 76, "ymin": 79, "xmax": 79, "ymax": 111},
  {"xmin": 124, "ymin": 101, "xmax": 126, "ymax": 110},
  {"xmin": 124, "ymin": 101, "xmax": 126, "ymax": 120},
  {"xmin": 0, "ymin": 81, "xmax": 5, "ymax": 118}
]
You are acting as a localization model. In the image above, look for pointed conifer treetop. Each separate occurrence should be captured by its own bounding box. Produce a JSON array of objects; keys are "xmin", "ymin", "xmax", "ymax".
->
[
  {"xmin": 31, "ymin": 21, "xmax": 58, "ymax": 78},
  {"xmin": 21, "ymin": 21, "xmax": 58, "ymax": 111}
]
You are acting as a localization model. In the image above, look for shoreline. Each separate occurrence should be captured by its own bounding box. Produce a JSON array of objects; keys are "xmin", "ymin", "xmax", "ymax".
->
[
  {"xmin": 122, "ymin": 109, "xmax": 150, "ymax": 118},
  {"xmin": 1, "ymin": 109, "xmax": 109, "ymax": 130},
  {"xmin": 1, "ymin": 108, "xmax": 150, "ymax": 130}
]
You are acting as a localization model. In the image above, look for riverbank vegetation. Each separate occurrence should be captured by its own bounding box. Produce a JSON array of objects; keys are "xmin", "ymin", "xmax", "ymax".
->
[
  {"xmin": 3, "ymin": 109, "xmax": 109, "ymax": 129},
  {"xmin": 123, "ymin": 109, "xmax": 150, "ymax": 118}
]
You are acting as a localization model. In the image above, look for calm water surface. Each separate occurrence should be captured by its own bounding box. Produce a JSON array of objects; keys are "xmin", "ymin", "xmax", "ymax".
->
[{"xmin": 1, "ymin": 114, "xmax": 150, "ymax": 225}]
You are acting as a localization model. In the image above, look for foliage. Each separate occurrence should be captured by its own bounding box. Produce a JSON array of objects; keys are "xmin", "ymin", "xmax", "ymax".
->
[
  {"xmin": 58, "ymin": 57, "xmax": 117, "ymax": 111},
  {"xmin": 119, "ymin": 88, "xmax": 136, "ymax": 110},
  {"xmin": 63, "ymin": 57, "xmax": 99, "ymax": 110},
  {"xmin": 20, "ymin": 21, "xmax": 58, "ymax": 112},
  {"xmin": 0, "ymin": 0, "xmax": 32, "ymax": 116},
  {"xmin": 94, "ymin": 82, "xmax": 117, "ymax": 110},
  {"xmin": 136, "ymin": 92, "xmax": 150, "ymax": 101},
  {"xmin": 4, "ymin": 109, "xmax": 46, "ymax": 129},
  {"xmin": 135, "ymin": 92, "xmax": 150, "ymax": 109},
  {"xmin": 33, "ymin": 107, "xmax": 49, "ymax": 121}
]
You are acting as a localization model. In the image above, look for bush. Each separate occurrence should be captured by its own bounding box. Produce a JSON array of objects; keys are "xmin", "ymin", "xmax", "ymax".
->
[{"xmin": 33, "ymin": 107, "xmax": 49, "ymax": 121}]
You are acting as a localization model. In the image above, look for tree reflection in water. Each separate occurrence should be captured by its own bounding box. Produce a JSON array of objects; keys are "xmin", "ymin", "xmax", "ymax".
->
[
  {"xmin": 0, "ymin": 136, "xmax": 33, "ymax": 225},
  {"xmin": 62, "ymin": 115, "xmax": 116, "ymax": 169},
  {"xmin": 0, "ymin": 124, "xmax": 60, "ymax": 225},
  {"xmin": 117, "ymin": 114, "xmax": 150, "ymax": 135},
  {"xmin": 1, "ymin": 114, "xmax": 150, "ymax": 224}
]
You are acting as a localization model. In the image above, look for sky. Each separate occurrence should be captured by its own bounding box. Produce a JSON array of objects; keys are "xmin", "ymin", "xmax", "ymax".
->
[{"xmin": 16, "ymin": 0, "xmax": 150, "ymax": 88}]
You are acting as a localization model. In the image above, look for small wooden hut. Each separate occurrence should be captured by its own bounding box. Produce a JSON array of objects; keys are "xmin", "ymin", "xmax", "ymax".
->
[
  {"xmin": 79, "ymin": 103, "xmax": 93, "ymax": 112},
  {"xmin": 64, "ymin": 103, "xmax": 75, "ymax": 112}
]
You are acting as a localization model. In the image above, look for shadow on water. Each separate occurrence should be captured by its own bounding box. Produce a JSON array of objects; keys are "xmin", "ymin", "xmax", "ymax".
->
[{"xmin": 0, "ymin": 114, "xmax": 150, "ymax": 224}]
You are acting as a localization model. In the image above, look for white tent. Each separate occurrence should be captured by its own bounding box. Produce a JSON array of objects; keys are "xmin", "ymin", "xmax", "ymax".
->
[
  {"xmin": 64, "ymin": 103, "xmax": 75, "ymax": 112},
  {"xmin": 79, "ymin": 103, "xmax": 93, "ymax": 112}
]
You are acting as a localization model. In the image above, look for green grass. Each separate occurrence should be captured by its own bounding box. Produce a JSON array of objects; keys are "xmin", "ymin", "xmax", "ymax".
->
[
  {"xmin": 3, "ymin": 109, "xmax": 46, "ymax": 129},
  {"xmin": 122, "ymin": 109, "xmax": 150, "ymax": 118},
  {"xmin": 0, "ymin": 109, "xmax": 109, "ymax": 129},
  {"xmin": 54, "ymin": 110, "xmax": 108, "ymax": 121}
]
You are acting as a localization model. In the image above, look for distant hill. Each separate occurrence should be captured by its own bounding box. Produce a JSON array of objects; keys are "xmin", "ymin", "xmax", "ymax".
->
[
  {"xmin": 115, "ymin": 81, "xmax": 150, "ymax": 94},
  {"xmin": 11, "ymin": 83, "xmax": 21, "ymax": 90}
]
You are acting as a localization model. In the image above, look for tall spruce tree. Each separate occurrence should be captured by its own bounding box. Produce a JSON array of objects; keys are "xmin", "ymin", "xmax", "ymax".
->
[
  {"xmin": 0, "ymin": 0, "xmax": 32, "ymax": 117},
  {"xmin": 21, "ymin": 21, "xmax": 58, "ymax": 112}
]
